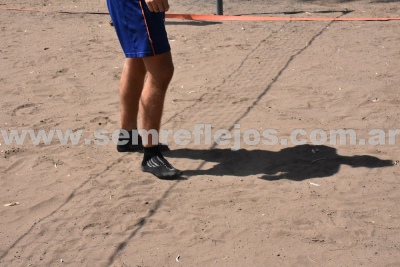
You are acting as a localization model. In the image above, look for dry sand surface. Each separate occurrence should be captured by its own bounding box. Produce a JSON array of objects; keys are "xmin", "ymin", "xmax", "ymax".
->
[{"xmin": 1, "ymin": 0, "xmax": 400, "ymax": 266}]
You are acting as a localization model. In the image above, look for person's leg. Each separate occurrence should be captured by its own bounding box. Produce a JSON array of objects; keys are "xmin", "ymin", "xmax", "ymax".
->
[
  {"xmin": 120, "ymin": 58, "xmax": 146, "ymax": 131},
  {"xmin": 139, "ymin": 51, "xmax": 182, "ymax": 179},
  {"xmin": 117, "ymin": 58, "xmax": 146, "ymax": 152},
  {"xmin": 140, "ymin": 51, "xmax": 174, "ymax": 146}
]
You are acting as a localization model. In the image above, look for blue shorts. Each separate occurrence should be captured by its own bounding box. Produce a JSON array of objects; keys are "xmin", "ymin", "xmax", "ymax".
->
[{"xmin": 107, "ymin": 0, "xmax": 171, "ymax": 58}]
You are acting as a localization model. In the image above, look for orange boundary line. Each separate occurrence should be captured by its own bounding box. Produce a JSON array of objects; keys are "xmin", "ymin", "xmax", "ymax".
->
[
  {"xmin": 1, "ymin": 7, "xmax": 400, "ymax": 21},
  {"xmin": 166, "ymin": 13, "xmax": 400, "ymax": 21}
]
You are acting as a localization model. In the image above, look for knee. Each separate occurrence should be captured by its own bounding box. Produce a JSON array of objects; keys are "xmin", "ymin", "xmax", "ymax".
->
[
  {"xmin": 149, "ymin": 61, "xmax": 174, "ymax": 88},
  {"xmin": 158, "ymin": 59, "xmax": 174, "ymax": 84},
  {"xmin": 125, "ymin": 58, "xmax": 147, "ymax": 78},
  {"xmin": 162, "ymin": 62, "xmax": 174, "ymax": 84}
]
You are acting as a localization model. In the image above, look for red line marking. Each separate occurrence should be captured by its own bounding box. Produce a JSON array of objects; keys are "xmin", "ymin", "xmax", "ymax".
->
[
  {"xmin": 1, "ymin": 7, "xmax": 400, "ymax": 21},
  {"xmin": 138, "ymin": 0, "xmax": 156, "ymax": 55}
]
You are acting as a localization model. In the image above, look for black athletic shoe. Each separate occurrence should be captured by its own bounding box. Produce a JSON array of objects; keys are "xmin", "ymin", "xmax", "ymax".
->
[
  {"xmin": 116, "ymin": 130, "xmax": 170, "ymax": 153},
  {"xmin": 141, "ymin": 155, "xmax": 182, "ymax": 180},
  {"xmin": 117, "ymin": 133, "xmax": 143, "ymax": 152},
  {"xmin": 117, "ymin": 143, "xmax": 143, "ymax": 152}
]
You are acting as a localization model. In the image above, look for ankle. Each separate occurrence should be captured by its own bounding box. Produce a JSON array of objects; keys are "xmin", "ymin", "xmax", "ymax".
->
[
  {"xmin": 118, "ymin": 129, "xmax": 141, "ymax": 145},
  {"xmin": 142, "ymin": 145, "xmax": 162, "ymax": 163}
]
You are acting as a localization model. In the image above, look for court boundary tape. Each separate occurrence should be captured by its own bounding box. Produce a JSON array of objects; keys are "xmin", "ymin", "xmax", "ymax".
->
[{"xmin": 1, "ymin": 7, "xmax": 400, "ymax": 21}]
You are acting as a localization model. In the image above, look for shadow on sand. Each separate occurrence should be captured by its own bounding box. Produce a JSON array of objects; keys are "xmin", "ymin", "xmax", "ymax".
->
[{"xmin": 165, "ymin": 144, "xmax": 394, "ymax": 181}]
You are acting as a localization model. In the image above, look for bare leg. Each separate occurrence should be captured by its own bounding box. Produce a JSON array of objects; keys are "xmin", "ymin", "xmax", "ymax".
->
[
  {"xmin": 137, "ymin": 51, "xmax": 181, "ymax": 179},
  {"xmin": 140, "ymin": 51, "xmax": 174, "ymax": 146},
  {"xmin": 120, "ymin": 58, "xmax": 146, "ymax": 131}
]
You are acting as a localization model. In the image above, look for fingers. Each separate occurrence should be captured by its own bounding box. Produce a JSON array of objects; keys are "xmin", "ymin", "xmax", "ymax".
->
[
  {"xmin": 146, "ymin": 2, "xmax": 156, "ymax": 12},
  {"xmin": 163, "ymin": 0, "xmax": 170, "ymax": 12},
  {"xmin": 146, "ymin": 0, "xmax": 169, "ymax": 13}
]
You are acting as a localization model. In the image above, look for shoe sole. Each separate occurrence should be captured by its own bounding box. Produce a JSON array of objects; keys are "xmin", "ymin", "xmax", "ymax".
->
[{"xmin": 141, "ymin": 167, "xmax": 183, "ymax": 180}]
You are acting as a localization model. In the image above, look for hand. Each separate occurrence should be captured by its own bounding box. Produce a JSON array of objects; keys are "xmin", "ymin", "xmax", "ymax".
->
[{"xmin": 145, "ymin": 0, "xmax": 170, "ymax": 13}]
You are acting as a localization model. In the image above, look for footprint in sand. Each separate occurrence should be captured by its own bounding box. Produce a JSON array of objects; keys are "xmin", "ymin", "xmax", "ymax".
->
[{"xmin": 11, "ymin": 103, "xmax": 40, "ymax": 116}]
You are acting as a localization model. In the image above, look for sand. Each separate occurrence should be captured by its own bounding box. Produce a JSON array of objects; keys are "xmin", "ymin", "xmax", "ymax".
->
[{"xmin": 0, "ymin": 0, "xmax": 399, "ymax": 266}]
